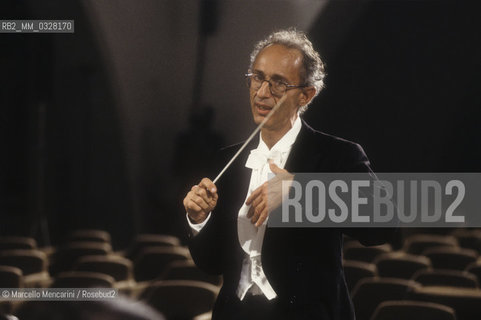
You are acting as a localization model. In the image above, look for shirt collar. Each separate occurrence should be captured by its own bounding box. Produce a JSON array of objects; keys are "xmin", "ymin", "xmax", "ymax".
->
[{"xmin": 256, "ymin": 115, "xmax": 302, "ymax": 154}]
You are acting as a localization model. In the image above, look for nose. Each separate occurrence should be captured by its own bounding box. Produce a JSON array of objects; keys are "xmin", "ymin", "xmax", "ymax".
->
[{"xmin": 256, "ymin": 80, "xmax": 272, "ymax": 98}]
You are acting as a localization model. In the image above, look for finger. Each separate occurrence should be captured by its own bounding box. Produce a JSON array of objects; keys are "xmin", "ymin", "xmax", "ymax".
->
[
  {"xmin": 194, "ymin": 182, "xmax": 218, "ymax": 209},
  {"xmin": 252, "ymin": 199, "xmax": 266, "ymax": 219},
  {"xmin": 247, "ymin": 205, "xmax": 254, "ymax": 219},
  {"xmin": 269, "ymin": 161, "xmax": 288, "ymax": 174},
  {"xmin": 250, "ymin": 199, "xmax": 266, "ymax": 224},
  {"xmin": 246, "ymin": 191, "xmax": 259, "ymax": 207},
  {"xmin": 211, "ymin": 191, "xmax": 218, "ymax": 202},
  {"xmin": 251, "ymin": 203, "xmax": 267, "ymax": 225},
  {"xmin": 185, "ymin": 199, "xmax": 202, "ymax": 212},
  {"xmin": 251, "ymin": 192, "xmax": 265, "ymax": 211},
  {"xmin": 255, "ymin": 207, "xmax": 269, "ymax": 227},
  {"xmin": 246, "ymin": 183, "xmax": 265, "ymax": 205},
  {"xmin": 191, "ymin": 195, "xmax": 210, "ymax": 211},
  {"xmin": 207, "ymin": 197, "xmax": 217, "ymax": 209},
  {"xmin": 199, "ymin": 178, "xmax": 217, "ymax": 194},
  {"xmin": 251, "ymin": 205, "xmax": 261, "ymax": 224},
  {"xmin": 259, "ymin": 198, "xmax": 267, "ymax": 210},
  {"xmin": 195, "ymin": 187, "xmax": 211, "ymax": 203}
]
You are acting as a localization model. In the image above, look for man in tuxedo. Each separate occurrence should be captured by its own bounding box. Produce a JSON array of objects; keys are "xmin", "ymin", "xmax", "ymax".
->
[{"xmin": 183, "ymin": 29, "xmax": 393, "ymax": 320}]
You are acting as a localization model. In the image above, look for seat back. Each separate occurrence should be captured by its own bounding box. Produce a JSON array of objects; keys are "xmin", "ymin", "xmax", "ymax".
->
[
  {"xmin": 403, "ymin": 234, "xmax": 458, "ymax": 255},
  {"xmin": 141, "ymin": 280, "xmax": 218, "ymax": 319},
  {"xmin": 127, "ymin": 234, "xmax": 181, "ymax": 260},
  {"xmin": 50, "ymin": 241, "xmax": 111, "ymax": 275},
  {"xmin": 422, "ymin": 247, "xmax": 477, "ymax": 270},
  {"xmin": 351, "ymin": 277, "xmax": 420, "ymax": 320},
  {"xmin": 74, "ymin": 255, "xmax": 133, "ymax": 282},
  {"xmin": 0, "ymin": 249, "xmax": 47, "ymax": 275},
  {"xmin": 465, "ymin": 262, "xmax": 481, "ymax": 285},
  {"xmin": 70, "ymin": 229, "xmax": 111, "ymax": 244},
  {"xmin": 0, "ymin": 265, "xmax": 23, "ymax": 288},
  {"xmin": 343, "ymin": 260, "xmax": 377, "ymax": 293},
  {"xmin": 134, "ymin": 247, "xmax": 190, "ymax": 282},
  {"xmin": 371, "ymin": 300, "xmax": 456, "ymax": 320},
  {"xmin": 343, "ymin": 242, "xmax": 391, "ymax": 263},
  {"xmin": 162, "ymin": 260, "xmax": 222, "ymax": 286},
  {"xmin": 450, "ymin": 229, "xmax": 481, "ymax": 254},
  {"xmin": 374, "ymin": 252, "xmax": 431, "ymax": 279},
  {"xmin": 0, "ymin": 236, "xmax": 37, "ymax": 250},
  {"xmin": 412, "ymin": 269, "xmax": 478, "ymax": 288},
  {"xmin": 409, "ymin": 286, "xmax": 481, "ymax": 320},
  {"xmin": 51, "ymin": 271, "xmax": 115, "ymax": 288}
]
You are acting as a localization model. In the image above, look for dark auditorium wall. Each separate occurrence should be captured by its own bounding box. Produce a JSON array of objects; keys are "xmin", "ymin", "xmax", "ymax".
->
[
  {"xmin": 1, "ymin": 1, "xmax": 480, "ymax": 248},
  {"xmin": 0, "ymin": 0, "xmax": 325, "ymax": 247},
  {"xmin": 308, "ymin": 1, "xmax": 481, "ymax": 172},
  {"xmin": 0, "ymin": 1, "xmax": 133, "ymax": 248}
]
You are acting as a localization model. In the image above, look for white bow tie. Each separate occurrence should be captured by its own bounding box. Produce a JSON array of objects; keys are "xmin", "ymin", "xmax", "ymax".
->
[{"xmin": 245, "ymin": 149, "xmax": 284, "ymax": 170}]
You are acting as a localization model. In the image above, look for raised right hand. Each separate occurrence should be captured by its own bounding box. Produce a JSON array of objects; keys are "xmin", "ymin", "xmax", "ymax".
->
[{"xmin": 183, "ymin": 177, "xmax": 218, "ymax": 224}]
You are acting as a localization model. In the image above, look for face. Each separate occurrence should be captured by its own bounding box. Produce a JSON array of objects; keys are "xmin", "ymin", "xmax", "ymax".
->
[{"xmin": 249, "ymin": 44, "xmax": 313, "ymax": 135}]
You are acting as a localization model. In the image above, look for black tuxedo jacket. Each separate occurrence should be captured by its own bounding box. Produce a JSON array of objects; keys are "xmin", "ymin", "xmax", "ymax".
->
[{"xmin": 187, "ymin": 120, "xmax": 394, "ymax": 320}]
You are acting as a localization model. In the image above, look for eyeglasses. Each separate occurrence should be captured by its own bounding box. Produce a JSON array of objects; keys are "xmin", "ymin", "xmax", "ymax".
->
[{"xmin": 245, "ymin": 73, "xmax": 307, "ymax": 96}]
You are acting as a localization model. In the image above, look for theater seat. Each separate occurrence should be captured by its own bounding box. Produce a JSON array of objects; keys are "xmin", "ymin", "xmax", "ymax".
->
[
  {"xmin": 342, "ymin": 260, "xmax": 377, "ymax": 293},
  {"xmin": 51, "ymin": 271, "xmax": 115, "ymax": 288},
  {"xmin": 403, "ymin": 234, "xmax": 458, "ymax": 255},
  {"xmin": 451, "ymin": 229, "xmax": 481, "ymax": 254},
  {"xmin": 412, "ymin": 269, "xmax": 478, "ymax": 288},
  {"xmin": 0, "ymin": 265, "xmax": 23, "ymax": 288},
  {"xmin": 422, "ymin": 247, "xmax": 477, "ymax": 270},
  {"xmin": 50, "ymin": 241, "xmax": 112, "ymax": 275},
  {"xmin": 193, "ymin": 312, "xmax": 212, "ymax": 320},
  {"xmin": 134, "ymin": 247, "xmax": 191, "ymax": 282},
  {"xmin": 343, "ymin": 242, "xmax": 392, "ymax": 263},
  {"xmin": 0, "ymin": 249, "xmax": 47, "ymax": 276},
  {"xmin": 409, "ymin": 286, "xmax": 481, "ymax": 320},
  {"xmin": 74, "ymin": 255, "xmax": 133, "ymax": 282},
  {"xmin": 465, "ymin": 261, "xmax": 481, "ymax": 285},
  {"xmin": 162, "ymin": 260, "xmax": 222, "ymax": 286},
  {"xmin": 351, "ymin": 277, "xmax": 420, "ymax": 320},
  {"xmin": 126, "ymin": 234, "xmax": 181, "ymax": 260},
  {"xmin": 141, "ymin": 280, "xmax": 218, "ymax": 319},
  {"xmin": 0, "ymin": 236, "xmax": 37, "ymax": 251},
  {"xmin": 70, "ymin": 229, "xmax": 112, "ymax": 244},
  {"xmin": 371, "ymin": 300, "xmax": 456, "ymax": 320},
  {"xmin": 374, "ymin": 252, "xmax": 431, "ymax": 279}
]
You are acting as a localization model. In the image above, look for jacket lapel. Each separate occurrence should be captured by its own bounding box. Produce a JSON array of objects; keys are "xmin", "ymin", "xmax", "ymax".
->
[{"xmin": 284, "ymin": 119, "xmax": 324, "ymax": 173}]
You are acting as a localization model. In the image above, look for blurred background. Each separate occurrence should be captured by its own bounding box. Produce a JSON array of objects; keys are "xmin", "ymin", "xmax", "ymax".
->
[{"xmin": 1, "ymin": 0, "xmax": 480, "ymax": 249}]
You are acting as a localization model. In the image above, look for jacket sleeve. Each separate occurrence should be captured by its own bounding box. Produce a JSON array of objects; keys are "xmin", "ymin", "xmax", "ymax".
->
[
  {"xmin": 184, "ymin": 146, "xmax": 236, "ymax": 275},
  {"xmin": 187, "ymin": 210, "xmax": 224, "ymax": 275},
  {"xmin": 337, "ymin": 142, "xmax": 400, "ymax": 246}
]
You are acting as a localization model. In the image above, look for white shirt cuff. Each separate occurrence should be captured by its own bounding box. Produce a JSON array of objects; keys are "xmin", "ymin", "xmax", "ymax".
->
[{"xmin": 186, "ymin": 212, "xmax": 212, "ymax": 235}]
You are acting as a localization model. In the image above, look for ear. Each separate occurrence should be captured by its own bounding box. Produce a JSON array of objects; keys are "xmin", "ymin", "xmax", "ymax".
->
[{"xmin": 299, "ymin": 86, "xmax": 316, "ymax": 107}]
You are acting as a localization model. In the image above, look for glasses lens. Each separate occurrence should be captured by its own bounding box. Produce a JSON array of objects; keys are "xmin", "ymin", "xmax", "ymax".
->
[
  {"xmin": 246, "ymin": 74, "xmax": 287, "ymax": 96},
  {"xmin": 271, "ymin": 82, "xmax": 286, "ymax": 96},
  {"xmin": 251, "ymin": 74, "xmax": 262, "ymax": 90}
]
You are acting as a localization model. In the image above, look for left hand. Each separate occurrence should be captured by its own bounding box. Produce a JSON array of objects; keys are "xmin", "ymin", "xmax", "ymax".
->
[{"xmin": 245, "ymin": 161, "xmax": 294, "ymax": 227}]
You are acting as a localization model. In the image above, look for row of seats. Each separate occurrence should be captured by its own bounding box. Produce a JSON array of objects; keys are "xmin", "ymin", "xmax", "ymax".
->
[
  {"xmin": 3, "ymin": 229, "xmax": 481, "ymax": 320},
  {"xmin": 344, "ymin": 230, "xmax": 481, "ymax": 320},
  {"xmin": 344, "ymin": 260, "xmax": 481, "ymax": 291},
  {"xmin": 343, "ymin": 233, "xmax": 481, "ymax": 282},
  {"xmin": 0, "ymin": 232, "xmax": 220, "ymax": 319},
  {"xmin": 0, "ymin": 233, "xmax": 213, "ymax": 279},
  {"xmin": 344, "ymin": 248, "xmax": 481, "ymax": 280},
  {"xmin": 351, "ymin": 278, "xmax": 481, "ymax": 320},
  {"xmin": 345, "ymin": 231, "xmax": 481, "ymax": 259}
]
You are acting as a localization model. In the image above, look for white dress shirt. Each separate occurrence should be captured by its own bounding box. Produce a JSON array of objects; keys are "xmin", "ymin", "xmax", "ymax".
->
[{"xmin": 188, "ymin": 116, "xmax": 302, "ymax": 301}]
